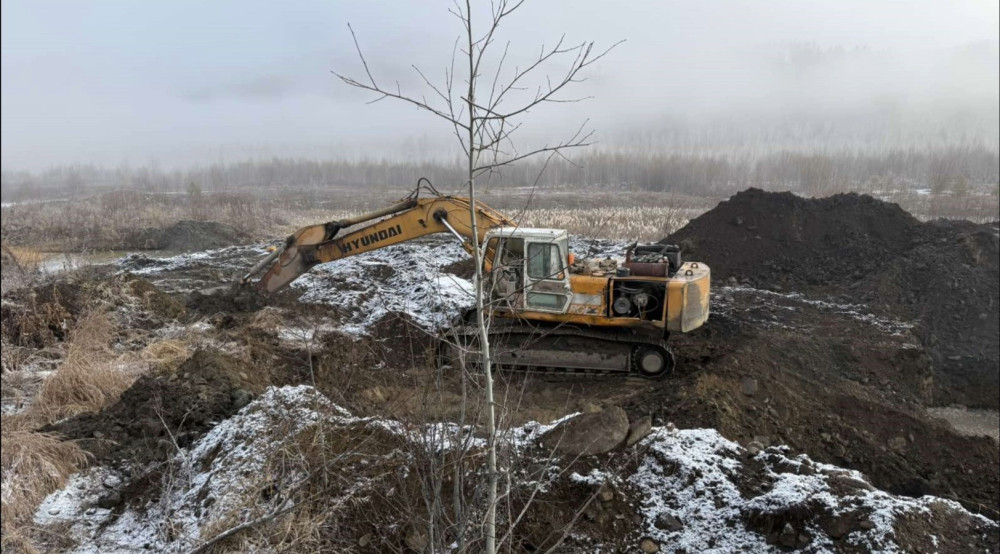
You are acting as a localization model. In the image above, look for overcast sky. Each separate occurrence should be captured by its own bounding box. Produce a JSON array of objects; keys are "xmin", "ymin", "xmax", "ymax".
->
[{"xmin": 2, "ymin": 0, "xmax": 998, "ymax": 170}]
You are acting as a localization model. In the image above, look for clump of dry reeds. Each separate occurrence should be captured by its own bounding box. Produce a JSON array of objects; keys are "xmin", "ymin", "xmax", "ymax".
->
[
  {"xmin": 1, "ymin": 418, "xmax": 90, "ymax": 552},
  {"xmin": 141, "ymin": 339, "xmax": 191, "ymax": 374},
  {"xmin": 31, "ymin": 312, "xmax": 141, "ymax": 423}
]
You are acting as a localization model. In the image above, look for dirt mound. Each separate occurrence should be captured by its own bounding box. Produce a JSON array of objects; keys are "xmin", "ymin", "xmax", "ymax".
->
[
  {"xmin": 44, "ymin": 349, "xmax": 268, "ymax": 463},
  {"xmin": 665, "ymin": 188, "xmax": 925, "ymax": 288},
  {"xmin": 1, "ymin": 272, "xmax": 181, "ymax": 351},
  {"xmin": 624, "ymin": 285, "xmax": 1000, "ymax": 518},
  {"xmin": 666, "ymin": 188, "xmax": 999, "ymax": 408},
  {"xmin": 862, "ymin": 220, "xmax": 1000, "ymax": 407},
  {"xmin": 185, "ymin": 285, "xmax": 268, "ymax": 315},
  {"xmin": 35, "ymin": 387, "xmax": 998, "ymax": 553},
  {"xmin": 137, "ymin": 220, "xmax": 248, "ymax": 252}
]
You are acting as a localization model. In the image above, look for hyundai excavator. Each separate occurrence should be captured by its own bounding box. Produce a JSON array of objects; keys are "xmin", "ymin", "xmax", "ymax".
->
[{"xmin": 241, "ymin": 190, "xmax": 710, "ymax": 377}]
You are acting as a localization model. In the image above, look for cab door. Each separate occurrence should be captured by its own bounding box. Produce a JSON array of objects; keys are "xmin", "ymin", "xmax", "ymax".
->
[
  {"xmin": 485, "ymin": 237, "xmax": 525, "ymax": 310},
  {"xmin": 524, "ymin": 239, "xmax": 572, "ymax": 313}
]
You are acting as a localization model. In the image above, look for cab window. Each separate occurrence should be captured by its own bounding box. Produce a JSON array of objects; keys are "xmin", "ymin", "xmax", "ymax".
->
[{"xmin": 527, "ymin": 243, "xmax": 562, "ymax": 280}]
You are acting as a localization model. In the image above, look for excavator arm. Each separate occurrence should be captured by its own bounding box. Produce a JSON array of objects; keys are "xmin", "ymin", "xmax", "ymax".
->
[{"xmin": 243, "ymin": 195, "xmax": 514, "ymax": 293}]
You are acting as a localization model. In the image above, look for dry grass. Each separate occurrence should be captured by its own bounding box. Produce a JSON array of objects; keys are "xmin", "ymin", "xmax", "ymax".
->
[
  {"xmin": 1, "ymin": 191, "xmax": 287, "ymax": 252},
  {"xmin": 1, "ymin": 244, "xmax": 44, "ymax": 269},
  {"xmin": 141, "ymin": 339, "xmax": 192, "ymax": 374},
  {"xmin": 31, "ymin": 312, "xmax": 141, "ymax": 424},
  {"xmin": 4, "ymin": 182, "xmax": 995, "ymax": 257},
  {"xmin": 0, "ymin": 310, "xmax": 150, "ymax": 552},
  {"xmin": 518, "ymin": 205, "xmax": 697, "ymax": 242},
  {"xmin": 0, "ymin": 419, "xmax": 90, "ymax": 553}
]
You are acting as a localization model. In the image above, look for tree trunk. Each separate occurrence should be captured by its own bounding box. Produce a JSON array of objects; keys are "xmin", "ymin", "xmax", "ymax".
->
[{"xmin": 465, "ymin": 4, "xmax": 498, "ymax": 551}]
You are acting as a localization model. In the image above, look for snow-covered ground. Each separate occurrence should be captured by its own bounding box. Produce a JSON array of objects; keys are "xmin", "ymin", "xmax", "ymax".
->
[{"xmin": 34, "ymin": 385, "xmax": 997, "ymax": 553}]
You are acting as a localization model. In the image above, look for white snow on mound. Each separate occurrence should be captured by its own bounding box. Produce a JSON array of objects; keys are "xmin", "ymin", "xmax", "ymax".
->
[
  {"xmin": 294, "ymin": 238, "xmax": 474, "ymax": 334},
  {"xmin": 35, "ymin": 385, "xmax": 997, "ymax": 553},
  {"xmin": 631, "ymin": 428, "xmax": 994, "ymax": 553},
  {"xmin": 120, "ymin": 245, "xmax": 272, "ymax": 278},
  {"xmin": 36, "ymin": 386, "xmax": 346, "ymax": 553},
  {"xmin": 34, "ymin": 385, "xmax": 481, "ymax": 553}
]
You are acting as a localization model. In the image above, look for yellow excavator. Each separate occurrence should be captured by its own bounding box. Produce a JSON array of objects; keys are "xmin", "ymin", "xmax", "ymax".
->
[{"xmin": 241, "ymin": 190, "xmax": 710, "ymax": 377}]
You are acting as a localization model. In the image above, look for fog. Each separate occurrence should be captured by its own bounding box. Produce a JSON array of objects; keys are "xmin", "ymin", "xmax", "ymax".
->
[{"xmin": 2, "ymin": 0, "xmax": 998, "ymax": 171}]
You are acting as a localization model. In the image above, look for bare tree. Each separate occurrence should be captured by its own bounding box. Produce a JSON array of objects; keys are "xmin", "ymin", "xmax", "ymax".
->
[{"xmin": 333, "ymin": 2, "xmax": 617, "ymax": 550}]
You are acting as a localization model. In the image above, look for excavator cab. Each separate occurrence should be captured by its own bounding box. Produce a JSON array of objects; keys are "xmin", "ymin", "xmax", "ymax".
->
[{"xmin": 484, "ymin": 228, "xmax": 573, "ymax": 314}]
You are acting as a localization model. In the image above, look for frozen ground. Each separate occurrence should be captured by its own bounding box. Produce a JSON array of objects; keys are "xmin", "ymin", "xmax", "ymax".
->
[{"xmin": 34, "ymin": 385, "xmax": 997, "ymax": 553}]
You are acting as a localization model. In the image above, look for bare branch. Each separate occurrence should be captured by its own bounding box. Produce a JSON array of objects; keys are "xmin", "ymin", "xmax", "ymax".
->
[{"xmin": 332, "ymin": 24, "xmax": 470, "ymax": 129}]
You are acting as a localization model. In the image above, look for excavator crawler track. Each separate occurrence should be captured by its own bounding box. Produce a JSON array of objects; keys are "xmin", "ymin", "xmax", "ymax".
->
[{"xmin": 441, "ymin": 319, "xmax": 674, "ymax": 378}]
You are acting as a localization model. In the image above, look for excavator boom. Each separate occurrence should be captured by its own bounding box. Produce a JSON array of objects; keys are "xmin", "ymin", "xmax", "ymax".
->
[{"xmin": 245, "ymin": 196, "xmax": 513, "ymax": 293}]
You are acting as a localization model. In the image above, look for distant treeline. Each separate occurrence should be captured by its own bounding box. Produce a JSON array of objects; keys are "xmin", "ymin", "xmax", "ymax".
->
[{"xmin": 2, "ymin": 144, "xmax": 997, "ymax": 201}]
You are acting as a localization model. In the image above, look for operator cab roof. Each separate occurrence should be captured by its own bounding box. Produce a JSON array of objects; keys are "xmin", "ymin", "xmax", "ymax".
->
[{"xmin": 488, "ymin": 227, "xmax": 568, "ymax": 241}]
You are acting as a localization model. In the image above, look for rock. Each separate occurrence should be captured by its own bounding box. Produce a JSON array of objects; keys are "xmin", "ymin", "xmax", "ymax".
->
[
  {"xmin": 639, "ymin": 538, "xmax": 660, "ymax": 553},
  {"xmin": 859, "ymin": 520, "xmax": 876, "ymax": 530},
  {"xmin": 238, "ymin": 371, "xmax": 249, "ymax": 381},
  {"xmin": 746, "ymin": 441, "xmax": 764, "ymax": 456},
  {"xmin": 820, "ymin": 516, "xmax": 853, "ymax": 539},
  {"xmin": 654, "ymin": 512, "xmax": 684, "ymax": 532},
  {"xmin": 540, "ymin": 407, "xmax": 629, "ymax": 456},
  {"xmin": 778, "ymin": 523, "xmax": 797, "ymax": 547},
  {"xmin": 626, "ymin": 416, "xmax": 652, "ymax": 447},
  {"xmin": 740, "ymin": 377, "xmax": 758, "ymax": 396},
  {"xmin": 230, "ymin": 389, "xmax": 253, "ymax": 410},
  {"xmin": 830, "ymin": 473, "xmax": 875, "ymax": 492},
  {"xmin": 102, "ymin": 475, "xmax": 121, "ymax": 489}
]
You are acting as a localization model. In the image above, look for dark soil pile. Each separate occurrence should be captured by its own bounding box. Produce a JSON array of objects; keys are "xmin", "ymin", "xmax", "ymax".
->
[
  {"xmin": 136, "ymin": 220, "xmax": 248, "ymax": 252},
  {"xmin": 622, "ymin": 286, "xmax": 1000, "ymax": 519},
  {"xmin": 45, "ymin": 349, "xmax": 268, "ymax": 463},
  {"xmin": 185, "ymin": 285, "xmax": 269, "ymax": 315},
  {"xmin": 665, "ymin": 189, "xmax": 925, "ymax": 288},
  {"xmin": 666, "ymin": 188, "xmax": 999, "ymax": 408}
]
